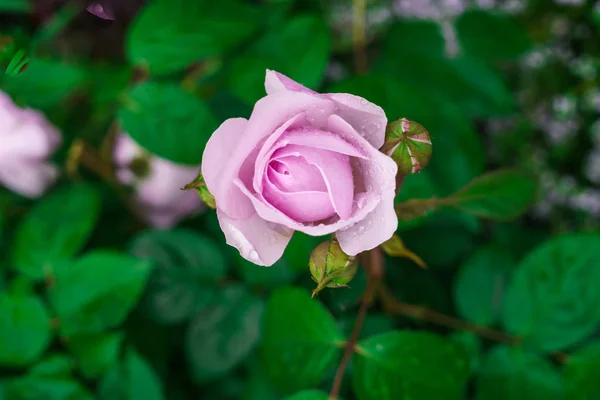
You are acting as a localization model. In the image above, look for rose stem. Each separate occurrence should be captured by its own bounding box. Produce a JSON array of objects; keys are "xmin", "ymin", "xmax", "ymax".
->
[
  {"xmin": 352, "ymin": 0, "xmax": 368, "ymax": 74},
  {"xmin": 328, "ymin": 247, "xmax": 383, "ymax": 400}
]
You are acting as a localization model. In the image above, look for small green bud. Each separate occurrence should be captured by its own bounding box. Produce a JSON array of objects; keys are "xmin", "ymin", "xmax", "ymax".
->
[
  {"xmin": 182, "ymin": 171, "xmax": 216, "ymax": 209},
  {"xmin": 309, "ymin": 239, "xmax": 358, "ymax": 297},
  {"xmin": 381, "ymin": 118, "xmax": 432, "ymax": 176}
]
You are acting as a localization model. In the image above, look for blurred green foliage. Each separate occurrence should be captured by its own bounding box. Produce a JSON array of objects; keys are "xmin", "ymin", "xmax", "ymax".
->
[{"xmin": 1, "ymin": 0, "xmax": 600, "ymax": 399}]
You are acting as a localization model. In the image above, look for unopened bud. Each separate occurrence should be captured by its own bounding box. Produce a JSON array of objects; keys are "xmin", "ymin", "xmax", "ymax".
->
[
  {"xmin": 182, "ymin": 171, "xmax": 215, "ymax": 209},
  {"xmin": 309, "ymin": 239, "xmax": 358, "ymax": 296},
  {"xmin": 381, "ymin": 118, "xmax": 432, "ymax": 175}
]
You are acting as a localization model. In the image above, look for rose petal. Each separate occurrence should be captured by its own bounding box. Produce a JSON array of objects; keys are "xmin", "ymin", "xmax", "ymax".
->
[
  {"xmin": 201, "ymin": 117, "xmax": 255, "ymax": 219},
  {"xmin": 218, "ymin": 91, "xmax": 335, "ymax": 218},
  {"xmin": 327, "ymin": 93, "xmax": 387, "ymax": 149},
  {"xmin": 201, "ymin": 117, "xmax": 248, "ymax": 197},
  {"xmin": 0, "ymin": 160, "xmax": 58, "ymax": 198},
  {"xmin": 253, "ymin": 125, "xmax": 367, "ymax": 195},
  {"xmin": 283, "ymin": 129, "xmax": 369, "ymax": 159},
  {"xmin": 264, "ymin": 70, "xmax": 318, "ymax": 96},
  {"xmin": 336, "ymin": 187, "xmax": 397, "ymax": 256},
  {"xmin": 236, "ymin": 177, "xmax": 380, "ymax": 236},
  {"xmin": 267, "ymin": 156, "xmax": 327, "ymax": 193},
  {"xmin": 273, "ymin": 145, "xmax": 354, "ymax": 220},
  {"xmin": 327, "ymin": 114, "xmax": 398, "ymax": 255},
  {"xmin": 252, "ymin": 112, "xmax": 306, "ymax": 194},
  {"xmin": 217, "ymin": 208, "xmax": 294, "ymax": 266},
  {"xmin": 263, "ymin": 181, "xmax": 336, "ymax": 222}
]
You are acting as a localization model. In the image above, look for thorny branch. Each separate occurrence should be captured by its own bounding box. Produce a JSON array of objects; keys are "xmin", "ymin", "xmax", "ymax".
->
[{"xmin": 329, "ymin": 247, "xmax": 382, "ymax": 400}]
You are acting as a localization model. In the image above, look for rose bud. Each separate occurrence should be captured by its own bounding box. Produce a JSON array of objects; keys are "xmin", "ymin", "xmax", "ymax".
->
[
  {"xmin": 381, "ymin": 118, "xmax": 432, "ymax": 176},
  {"xmin": 113, "ymin": 133, "xmax": 204, "ymax": 228},
  {"xmin": 310, "ymin": 238, "xmax": 358, "ymax": 295},
  {"xmin": 0, "ymin": 92, "xmax": 62, "ymax": 198},
  {"xmin": 202, "ymin": 70, "xmax": 398, "ymax": 266}
]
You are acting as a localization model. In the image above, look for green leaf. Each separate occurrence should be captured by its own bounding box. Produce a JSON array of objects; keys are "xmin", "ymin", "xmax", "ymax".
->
[
  {"xmin": 321, "ymin": 266, "xmax": 367, "ymax": 315},
  {"xmin": 235, "ymin": 256, "xmax": 299, "ymax": 288},
  {"xmin": 353, "ymin": 331, "xmax": 470, "ymax": 400},
  {"xmin": 127, "ymin": 0, "xmax": 260, "ymax": 75},
  {"xmin": 0, "ymin": 0, "xmax": 30, "ymax": 13},
  {"xmin": 49, "ymin": 251, "xmax": 152, "ymax": 337},
  {"xmin": 186, "ymin": 285, "xmax": 264, "ymax": 383},
  {"xmin": 453, "ymin": 244, "xmax": 514, "ymax": 326},
  {"xmin": 380, "ymin": 20, "xmax": 445, "ymax": 57},
  {"xmin": 262, "ymin": 287, "xmax": 344, "ymax": 392},
  {"xmin": 375, "ymin": 24, "xmax": 514, "ymax": 118},
  {"xmin": 1, "ymin": 59, "xmax": 87, "ymax": 109},
  {"xmin": 448, "ymin": 170, "xmax": 538, "ymax": 220},
  {"xmin": 28, "ymin": 354, "xmax": 74, "ymax": 378},
  {"xmin": 2, "ymin": 354, "xmax": 87, "ymax": 400},
  {"xmin": 339, "ymin": 314, "xmax": 396, "ymax": 341},
  {"xmin": 284, "ymin": 233, "xmax": 322, "ymax": 272},
  {"xmin": 0, "ymin": 292, "xmax": 52, "ymax": 366},
  {"xmin": 475, "ymin": 345, "xmax": 562, "ymax": 399},
  {"xmin": 448, "ymin": 55, "xmax": 514, "ymax": 118},
  {"xmin": 564, "ymin": 342, "xmax": 600, "ymax": 399},
  {"xmin": 400, "ymin": 210, "xmax": 480, "ymax": 269},
  {"xmin": 128, "ymin": 229, "xmax": 227, "ymax": 324},
  {"xmin": 450, "ymin": 332, "xmax": 481, "ymax": 372},
  {"xmin": 3, "ymin": 375, "xmax": 93, "ymax": 400},
  {"xmin": 456, "ymin": 10, "xmax": 532, "ymax": 62},
  {"xmin": 98, "ymin": 349, "xmax": 164, "ymax": 400},
  {"xmin": 10, "ymin": 184, "xmax": 101, "ymax": 280},
  {"xmin": 67, "ymin": 332, "xmax": 124, "ymax": 379},
  {"xmin": 229, "ymin": 14, "xmax": 330, "ymax": 104},
  {"xmin": 284, "ymin": 390, "xmax": 330, "ymax": 400},
  {"xmin": 241, "ymin": 356, "xmax": 284, "ymax": 400},
  {"xmin": 118, "ymin": 82, "xmax": 217, "ymax": 165},
  {"xmin": 502, "ymin": 233, "xmax": 600, "ymax": 353}
]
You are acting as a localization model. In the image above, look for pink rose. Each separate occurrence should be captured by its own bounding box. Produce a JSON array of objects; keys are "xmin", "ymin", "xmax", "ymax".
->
[
  {"xmin": 114, "ymin": 134, "xmax": 204, "ymax": 228},
  {"xmin": 202, "ymin": 70, "xmax": 398, "ymax": 266},
  {"xmin": 0, "ymin": 92, "xmax": 62, "ymax": 198}
]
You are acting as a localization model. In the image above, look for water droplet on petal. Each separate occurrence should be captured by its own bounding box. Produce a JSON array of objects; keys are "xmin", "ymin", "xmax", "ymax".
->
[{"xmin": 249, "ymin": 250, "xmax": 259, "ymax": 261}]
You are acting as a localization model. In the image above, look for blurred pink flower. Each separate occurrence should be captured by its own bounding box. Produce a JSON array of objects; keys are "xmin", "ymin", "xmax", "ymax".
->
[
  {"xmin": 202, "ymin": 70, "xmax": 397, "ymax": 266},
  {"xmin": 0, "ymin": 92, "xmax": 62, "ymax": 198},
  {"xmin": 113, "ymin": 134, "xmax": 204, "ymax": 228},
  {"xmin": 86, "ymin": 3, "xmax": 115, "ymax": 20}
]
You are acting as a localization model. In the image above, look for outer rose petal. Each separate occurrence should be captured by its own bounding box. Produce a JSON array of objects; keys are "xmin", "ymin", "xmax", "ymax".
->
[
  {"xmin": 336, "ymin": 186, "xmax": 398, "ymax": 256},
  {"xmin": 327, "ymin": 115, "xmax": 398, "ymax": 255},
  {"xmin": 327, "ymin": 93, "xmax": 387, "ymax": 149},
  {"xmin": 216, "ymin": 208, "xmax": 293, "ymax": 267},
  {"xmin": 201, "ymin": 118, "xmax": 248, "ymax": 197},
  {"xmin": 264, "ymin": 70, "xmax": 318, "ymax": 95},
  {"xmin": 0, "ymin": 160, "xmax": 59, "ymax": 198},
  {"xmin": 262, "ymin": 70, "xmax": 387, "ymax": 149},
  {"xmin": 216, "ymin": 91, "xmax": 335, "ymax": 219}
]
